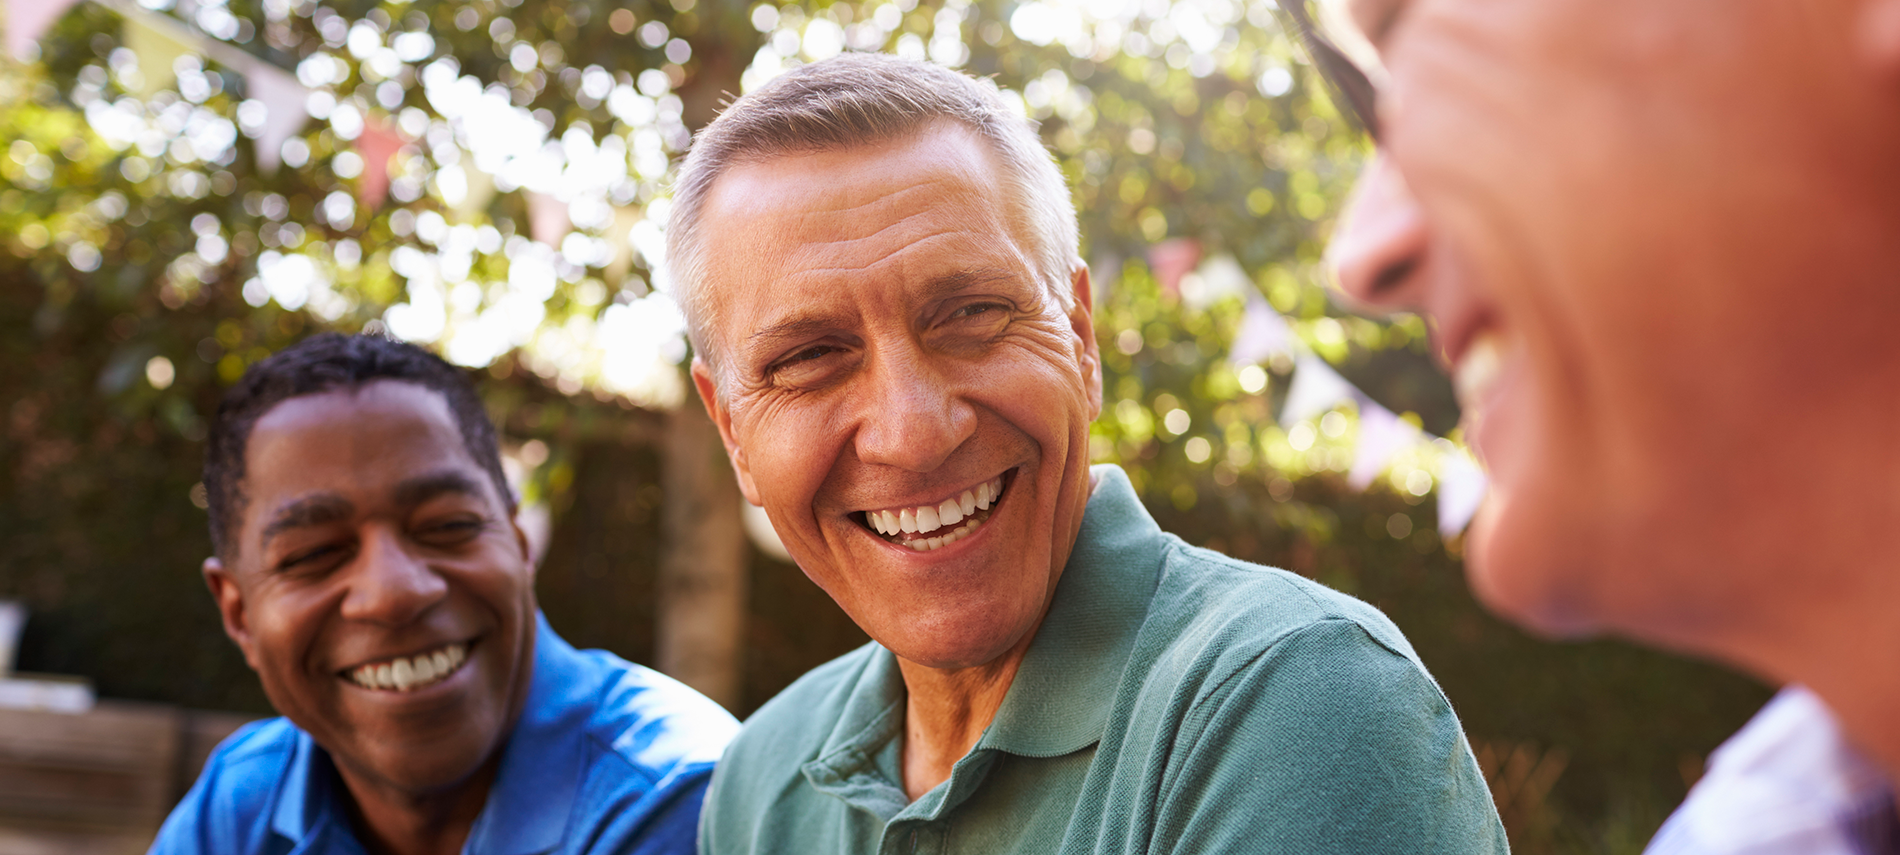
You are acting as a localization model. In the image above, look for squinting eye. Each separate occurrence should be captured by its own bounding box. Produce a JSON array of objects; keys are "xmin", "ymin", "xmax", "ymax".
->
[{"xmin": 952, "ymin": 303, "xmax": 1003, "ymax": 320}]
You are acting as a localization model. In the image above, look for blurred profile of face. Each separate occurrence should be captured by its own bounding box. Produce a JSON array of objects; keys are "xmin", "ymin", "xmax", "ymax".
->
[
  {"xmin": 203, "ymin": 380, "xmax": 536, "ymax": 796},
  {"xmin": 691, "ymin": 121, "xmax": 1103, "ymax": 670},
  {"xmin": 1330, "ymin": 0, "xmax": 1900, "ymax": 646}
]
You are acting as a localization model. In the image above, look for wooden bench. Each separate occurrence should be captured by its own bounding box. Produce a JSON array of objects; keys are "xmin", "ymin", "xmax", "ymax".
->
[{"xmin": 0, "ymin": 703, "xmax": 255, "ymax": 855}]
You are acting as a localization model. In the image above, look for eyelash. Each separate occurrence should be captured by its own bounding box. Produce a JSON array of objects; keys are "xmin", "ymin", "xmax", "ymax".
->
[{"xmin": 273, "ymin": 517, "xmax": 486, "ymax": 571}]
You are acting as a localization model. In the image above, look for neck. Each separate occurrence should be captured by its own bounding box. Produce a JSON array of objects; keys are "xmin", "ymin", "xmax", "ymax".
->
[
  {"xmin": 895, "ymin": 632, "xmax": 1037, "ymax": 802},
  {"xmin": 1735, "ymin": 610, "xmax": 1900, "ymax": 784},
  {"xmin": 335, "ymin": 755, "xmax": 500, "ymax": 855}
]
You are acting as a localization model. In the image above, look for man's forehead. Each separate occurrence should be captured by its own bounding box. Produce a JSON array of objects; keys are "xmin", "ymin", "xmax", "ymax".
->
[
  {"xmin": 242, "ymin": 382, "xmax": 484, "ymax": 512},
  {"xmin": 698, "ymin": 125, "xmax": 1028, "ymax": 355}
]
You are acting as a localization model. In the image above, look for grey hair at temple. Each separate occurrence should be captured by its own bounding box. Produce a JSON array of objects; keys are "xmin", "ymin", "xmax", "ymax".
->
[{"xmin": 663, "ymin": 53, "xmax": 1080, "ymax": 388}]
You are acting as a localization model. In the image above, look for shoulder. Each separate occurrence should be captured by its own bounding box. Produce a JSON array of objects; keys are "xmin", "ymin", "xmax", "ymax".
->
[
  {"xmin": 1146, "ymin": 538, "xmax": 1426, "ymax": 678},
  {"xmin": 702, "ymin": 642, "xmax": 886, "ymax": 842},
  {"xmin": 1129, "ymin": 539, "xmax": 1466, "ymax": 765},
  {"xmin": 151, "ymin": 718, "xmax": 301, "ymax": 854},
  {"xmin": 560, "ymin": 645, "xmax": 741, "ymax": 783},
  {"xmin": 721, "ymin": 640, "xmax": 881, "ymax": 774},
  {"xmin": 1128, "ymin": 546, "xmax": 1506, "ymax": 852}
]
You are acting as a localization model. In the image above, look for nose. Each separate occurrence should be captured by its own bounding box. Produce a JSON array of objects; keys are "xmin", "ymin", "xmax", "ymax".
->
[
  {"xmin": 339, "ymin": 524, "xmax": 448, "ymax": 626},
  {"xmin": 851, "ymin": 344, "xmax": 976, "ymax": 473},
  {"xmin": 1328, "ymin": 154, "xmax": 1429, "ymax": 311}
]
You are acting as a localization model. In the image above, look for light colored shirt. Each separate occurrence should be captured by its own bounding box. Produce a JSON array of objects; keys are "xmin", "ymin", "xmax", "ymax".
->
[
  {"xmin": 1646, "ymin": 686, "xmax": 1899, "ymax": 855},
  {"xmin": 700, "ymin": 465, "xmax": 1505, "ymax": 855},
  {"xmin": 151, "ymin": 615, "xmax": 739, "ymax": 855}
]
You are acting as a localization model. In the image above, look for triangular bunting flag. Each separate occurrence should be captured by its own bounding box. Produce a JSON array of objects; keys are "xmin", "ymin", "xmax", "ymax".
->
[
  {"xmin": 354, "ymin": 118, "xmax": 405, "ymax": 209},
  {"xmin": 244, "ymin": 62, "xmax": 308, "ymax": 174},
  {"xmin": 1147, "ymin": 237, "xmax": 1201, "ymax": 298},
  {"xmin": 1280, "ymin": 354, "xmax": 1355, "ymax": 427},
  {"xmin": 1348, "ymin": 398, "xmax": 1424, "ymax": 490},
  {"xmin": 1436, "ymin": 446, "xmax": 1488, "ymax": 536},
  {"xmin": 527, "ymin": 191, "xmax": 571, "ymax": 247},
  {"xmin": 1228, "ymin": 294, "xmax": 1297, "ymax": 367},
  {"xmin": 5, "ymin": 0, "xmax": 81, "ymax": 61}
]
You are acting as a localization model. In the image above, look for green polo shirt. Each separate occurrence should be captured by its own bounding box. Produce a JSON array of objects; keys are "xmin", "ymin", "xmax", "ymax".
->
[{"xmin": 702, "ymin": 465, "xmax": 1505, "ymax": 854}]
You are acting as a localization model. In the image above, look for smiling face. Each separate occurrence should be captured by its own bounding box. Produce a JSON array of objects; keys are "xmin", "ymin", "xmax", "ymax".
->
[
  {"xmin": 203, "ymin": 380, "xmax": 536, "ymax": 797},
  {"xmin": 691, "ymin": 122, "xmax": 1102, "ymax": 670},
  {"xmin": 1330, "ymin": 0, "xmax": 1900, "ymax": 645}
]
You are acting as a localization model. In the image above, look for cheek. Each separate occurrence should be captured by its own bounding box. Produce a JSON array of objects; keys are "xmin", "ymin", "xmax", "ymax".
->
[{"xmin": 736, "ymin": 405, "xmax": 843, "ymax": 528}]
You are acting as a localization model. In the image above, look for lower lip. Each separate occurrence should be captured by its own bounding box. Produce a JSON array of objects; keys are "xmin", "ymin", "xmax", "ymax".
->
[{"xmin": 866, "ymin": 470, "xmax": 1013, "ymax": 558}]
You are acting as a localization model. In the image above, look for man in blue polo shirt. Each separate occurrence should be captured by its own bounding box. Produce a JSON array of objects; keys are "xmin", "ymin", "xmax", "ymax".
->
[{"xmin": 152, "ymin": 333, "xmax": 737, "ymax": 855}]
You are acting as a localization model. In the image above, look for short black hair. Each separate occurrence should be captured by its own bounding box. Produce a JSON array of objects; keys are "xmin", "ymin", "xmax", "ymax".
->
[{"xmin": 203, "ymin": 332, "xmax": 514, "ymax": 560}]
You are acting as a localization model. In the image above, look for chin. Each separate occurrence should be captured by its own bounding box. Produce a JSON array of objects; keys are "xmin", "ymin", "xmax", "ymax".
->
[
  {"xmin": 880, "ymin": 614, "xmax": 1034, "ymax": 671},
  {"xmin": 1463, "ymin": 497, "xmax": 1604, "ymax": 641}
]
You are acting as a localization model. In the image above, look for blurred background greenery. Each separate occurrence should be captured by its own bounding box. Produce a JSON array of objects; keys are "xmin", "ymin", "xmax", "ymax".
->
[{"xmin": 0, "ymin": 0, "xmax": 1769, "ymax": 851}]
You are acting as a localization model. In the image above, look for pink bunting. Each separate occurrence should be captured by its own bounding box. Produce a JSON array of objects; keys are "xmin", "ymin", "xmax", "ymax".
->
[
  {"xmin": 526, "ymin": 191, "xmax": 571, "ymax": 247},
  {"xmin": 4, "ymin": 0, "xmax": 81, "ymax": 61},
  {"xmin": 354, "ymin": 118, "xmax": 405, "ymax": 209},
  {"xmin": 1147, "ymin": 237, "xmax": 1201, "ymax": 298}
]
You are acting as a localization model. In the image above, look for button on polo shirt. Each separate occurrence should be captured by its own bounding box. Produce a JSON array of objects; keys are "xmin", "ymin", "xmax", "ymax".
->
[{"xmin": 701, "ymin": 465, "xmax": 1506, "ymax": 855}]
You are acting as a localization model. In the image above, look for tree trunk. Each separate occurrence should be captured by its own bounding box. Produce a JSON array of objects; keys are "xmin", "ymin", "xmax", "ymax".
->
[{"xmin": 656, "ymin": 400, "xmax": 748, "ymax": 711}]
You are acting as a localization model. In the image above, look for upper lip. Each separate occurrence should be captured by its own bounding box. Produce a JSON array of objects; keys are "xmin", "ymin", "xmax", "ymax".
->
[
  {"xmin": 854, "ymin": 469, "xmax": 1011, "ymax": 516},
  {"xmin": 1435, "ymin": 305, "xmax": 1498, "ymax": 378}
]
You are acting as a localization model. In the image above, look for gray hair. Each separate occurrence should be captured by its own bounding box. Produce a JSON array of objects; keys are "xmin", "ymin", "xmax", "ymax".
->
[{"xmin": 665, "ymin": 53, "xmax": 1080, "ymax": 384}]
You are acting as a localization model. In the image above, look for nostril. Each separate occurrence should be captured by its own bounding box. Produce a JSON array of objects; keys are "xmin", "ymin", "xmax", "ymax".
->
[{"xmin": 1369, "ymin": 256, "xmax": 1419, "ymax": 298}]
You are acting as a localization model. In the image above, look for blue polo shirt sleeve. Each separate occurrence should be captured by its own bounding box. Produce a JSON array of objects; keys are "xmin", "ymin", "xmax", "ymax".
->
[
  {"xmin": 1151, "ymin": 618, "xmax": 1506, "ymax": 855},
  {"xmin": 149, "ymin": 720, "xmax": 293, "ymax": 855}
]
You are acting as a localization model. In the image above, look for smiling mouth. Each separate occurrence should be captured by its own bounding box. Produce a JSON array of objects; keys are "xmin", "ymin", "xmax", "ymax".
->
[
  {"xmin": 341, "ymin": 642, "xmax": 471, "ymax": 693},
  {"xmin": 855, "ymin": 471, "xmax": 1011, "ymax": 552}
]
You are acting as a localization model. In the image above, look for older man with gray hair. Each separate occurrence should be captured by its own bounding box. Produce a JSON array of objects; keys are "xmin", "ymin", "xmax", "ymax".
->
[{"xmin": 669, "ymin": 53, "xmax": 1504, "ymax": 854}]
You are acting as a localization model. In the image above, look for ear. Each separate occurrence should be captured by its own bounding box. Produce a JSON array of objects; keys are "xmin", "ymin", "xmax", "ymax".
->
[
  {"xmin": 509, "ymin": 514, "xmax": 536, "ymax": 578},
  {"xmin": 1065, "ymin": 261, "xmax": 1104, "ymax": 421},
  {"xmin": 691, "ymin": 357, "xmax": 763, "ymax": 506},
  {"xmin": 202, "ymin": 558, "xmax": 261, "ymax": 672},
  {"xmin": 1861, "ymin": 0, "xmax": 1900, "ymax": 75}
]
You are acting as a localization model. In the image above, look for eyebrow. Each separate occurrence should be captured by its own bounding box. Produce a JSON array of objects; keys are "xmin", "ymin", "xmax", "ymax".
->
[
  {"xmin": 741, "ymin": 267, "xmax": 1018, "ymax": 362},
  {"xmin": 260, "ymin": 494, "xmax": 355, "ymax": 548},
  {"xmin": 392, "ymin": 470, "xmax": 490, "ymax": 509},
  {"xmin": 257, "ymin": 471, "xmax": 489, "ymax": 550}
]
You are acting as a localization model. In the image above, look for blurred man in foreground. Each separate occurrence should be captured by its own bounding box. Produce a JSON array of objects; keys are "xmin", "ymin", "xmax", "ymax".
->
[
  {"xmin": 670, "ymin": 53, "xmax": 1504, "ymax": 854},
  {"xmin": 1322, "ymin": 0, "xmax": 1900, "ymax": 851},
  {"xmin": 154, "ymin": 333, "xmax": 737, "ymax": 855}
]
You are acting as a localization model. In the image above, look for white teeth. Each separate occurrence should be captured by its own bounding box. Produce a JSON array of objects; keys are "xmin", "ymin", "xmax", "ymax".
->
[
  {"xmin": 864, "ymin": 475, "xmax": 1007, "ymax": 547},
  {"xmin": 348, "ymin": 643, "xmax": 469, "ymax": 692},
  {"xmin": 904, "ymin": 515, "xmax": 983, "ymax": 551},
  {"xmin": 1454, "ymin": 332, "xmax": 1505, "ymax": 412}
]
